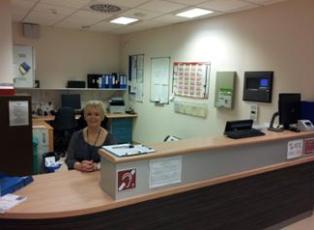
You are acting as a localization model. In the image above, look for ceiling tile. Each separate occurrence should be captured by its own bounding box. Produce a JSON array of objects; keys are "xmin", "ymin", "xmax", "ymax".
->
[
  {"xmin": 139, "ymin": 0, "xmax": 187, "ymax": 13},
  {"xmin": 154, "ymin": 14, "xmax": 189, "ymax": 24},
  {"xmin": 40, "ymin": 0, "xmax": 90, "ymax": 9},
  {"xmin": 121, "ymin": 8, "xmax": 163, "ymax": 20},
  {"xmin": 11, "ymin": 0, "xmax": 38, "ymax": 10},
  {"xmin": 92, "ymin": 0, "xmax": 149, "ymax": 8},
  {"xmin": 12, "ymin": 12, "xmax": 26, "ymax": 22},
  {"xmin": 244, "ymin": 0, "xmax": 286, "ymax": 5},
  {"xmin": 57, "ymin": 19, "xmax": 89, "ymax": 29},
  {"xmin": 24, "ymin": 11, "xmax": 64, "ymax": 25},
  {"xmin": 32, "ymin": 3, "xmax": 77, "ymax": 16},
  {"xmin": 167, "ymin": 0, "xmax": 207, "ymax": 5},
  {"xmin": 89, "ymin": 21, "xmax": 122, "ymax": 32},
  {"xmin": 69, "ymin": 10, "xmax": 110, "ymax": 23},
  {"xmin": 199, "ymin": 0, "xmax": 255, "ymax": 12},
  {"xmin": 11, "ymin": 0, "xmax": 289, "ymax": 34}
]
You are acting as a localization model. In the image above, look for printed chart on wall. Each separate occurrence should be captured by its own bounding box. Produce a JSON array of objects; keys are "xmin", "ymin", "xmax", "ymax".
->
[
  {"xmin": 128, "ymin": 54, "xmax": 144, "ymax": 102},
  {"xmin": 173, "ymin": 62, "xmax": 210, "ymax": 99},
  {"xmin": 150, "ymin": 57, "xmax": 170, "ymax": 104}
]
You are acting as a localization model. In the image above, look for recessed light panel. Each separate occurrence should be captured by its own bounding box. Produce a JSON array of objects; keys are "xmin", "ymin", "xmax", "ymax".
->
[
  {"xmin": 110, "ymin": 17, "xmax": 139, "ymax": 25},
  {"xmin": 176, "ymin": 8, "xmax": 213, "ymax": 18}
]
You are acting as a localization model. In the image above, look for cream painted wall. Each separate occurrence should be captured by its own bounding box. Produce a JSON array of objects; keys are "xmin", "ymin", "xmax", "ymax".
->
[
  {"xmin": 13, "ymin": 23, "xmax": 120, "ymax": 89},
  {"xmin": 120, "ymin": 0, "xmax": 314, "ymax": 144},
  {"xmin": 0, "ymin": 0, "xmax": 13, "ymax": 84}
]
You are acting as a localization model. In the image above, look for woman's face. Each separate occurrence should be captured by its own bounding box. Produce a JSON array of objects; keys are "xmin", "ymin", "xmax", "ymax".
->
[{"xmin": 84, "ymin": 106, "xmax": 103, "ymax": 129}]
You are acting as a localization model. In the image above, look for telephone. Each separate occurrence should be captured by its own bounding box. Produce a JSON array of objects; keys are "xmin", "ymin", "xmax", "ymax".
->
[{"xmin": 297, "ymin": 120, "xmax": 314, "ymax": 131}]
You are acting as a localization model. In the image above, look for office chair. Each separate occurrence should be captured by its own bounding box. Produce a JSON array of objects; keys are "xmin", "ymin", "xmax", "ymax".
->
[{"xmin": 52, "ymin": 107, "xmax": 77, "ymax": 156}]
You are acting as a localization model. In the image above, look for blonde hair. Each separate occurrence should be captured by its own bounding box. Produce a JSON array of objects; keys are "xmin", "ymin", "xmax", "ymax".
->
[{"xmin": 83, "ymin": 100, "xmax": 106, "ymax": 120}]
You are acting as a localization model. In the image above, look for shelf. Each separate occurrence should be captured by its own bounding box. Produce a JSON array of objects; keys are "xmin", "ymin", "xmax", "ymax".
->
[{"xmin": 15, "ymin": 88, "xmax": 127, "ymax": 91}]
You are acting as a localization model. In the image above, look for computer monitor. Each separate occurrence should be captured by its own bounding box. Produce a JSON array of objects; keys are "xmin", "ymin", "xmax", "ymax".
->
[
  {"xmin": 279, "ymin": 93, "xmax": 301, "ymax": 129},
  {"xmin": 61, "ymin": 94, "xmax": 81, "ymax": 110}
]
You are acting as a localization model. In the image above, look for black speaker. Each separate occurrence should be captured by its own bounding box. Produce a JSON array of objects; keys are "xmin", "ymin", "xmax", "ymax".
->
[{"xmin": 67, "ymin": 81, "xmax": 86, "ymax": 88}]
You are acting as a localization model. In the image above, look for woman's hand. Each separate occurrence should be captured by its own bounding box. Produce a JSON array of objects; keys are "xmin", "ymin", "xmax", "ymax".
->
[{"xmin": 74, "ymin": 160, "xmax": 98, "ymax": 172}]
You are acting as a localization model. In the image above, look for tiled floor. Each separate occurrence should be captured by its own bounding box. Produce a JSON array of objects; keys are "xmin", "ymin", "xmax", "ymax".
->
[{"xmin": 282, "ymin": 214, "xmax": 314, "ymax": 230}]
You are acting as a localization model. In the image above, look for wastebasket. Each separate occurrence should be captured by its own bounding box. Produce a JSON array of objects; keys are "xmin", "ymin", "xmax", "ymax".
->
[{"xmin": 42, "ymin": 152, "xmax": 61, "ymax": 173}]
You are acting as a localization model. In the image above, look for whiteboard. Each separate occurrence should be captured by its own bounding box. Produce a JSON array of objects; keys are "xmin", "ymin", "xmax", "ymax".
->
[{"xmin": 150, "ymin": 57, "xmax": 170, "ymax": 104}]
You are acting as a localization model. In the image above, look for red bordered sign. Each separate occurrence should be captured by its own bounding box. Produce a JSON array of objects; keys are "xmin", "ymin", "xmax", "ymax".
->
[
  {"xmin": 117, "ymin": 168, "xmax": 136, "ymax": 192},
  {"xmin": 304, "ymin": 138, "xmax": 314, "ymax": 154}
]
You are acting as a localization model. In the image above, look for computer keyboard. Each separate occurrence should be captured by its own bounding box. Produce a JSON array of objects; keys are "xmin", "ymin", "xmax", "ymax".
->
[{"xmin": 225, "ymin": 129, "xmax": 265, "ymax": 139}]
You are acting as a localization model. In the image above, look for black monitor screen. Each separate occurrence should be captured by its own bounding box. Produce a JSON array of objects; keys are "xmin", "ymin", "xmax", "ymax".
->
[
  {"xmin": 279, "ymin": 93, "xmax": 301, "ymax": 129},
  {"xmin": 61, "ymin": 94, "xmax": 81, "ymax": 109}
]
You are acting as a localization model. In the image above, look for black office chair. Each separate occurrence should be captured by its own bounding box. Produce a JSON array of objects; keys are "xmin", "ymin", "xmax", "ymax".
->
[{"xmin": 52, "ymin": 107, "xmax": 77, "ymax": 156}]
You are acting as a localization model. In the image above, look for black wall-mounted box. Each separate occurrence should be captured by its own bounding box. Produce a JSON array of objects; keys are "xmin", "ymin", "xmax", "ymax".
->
[
  {"xmin": 243, "ymin": 71, "xmax": 273, "ymax": 103},
  {"xmin": 67, "ymin": 80, "xmax": 86, "ymax": 88}
]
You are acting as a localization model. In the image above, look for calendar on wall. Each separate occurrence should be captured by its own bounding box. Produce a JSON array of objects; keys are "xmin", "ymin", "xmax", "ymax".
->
[{"xmin": 172, "ymin": 62, "xmax": 210, "ymax": 99}]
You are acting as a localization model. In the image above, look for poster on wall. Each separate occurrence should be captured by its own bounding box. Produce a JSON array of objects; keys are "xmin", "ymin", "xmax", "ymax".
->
[
  {"xmin": 9, "ymin": 100, "xmax": 29, "ymax": 126},
  {"xmin": 13, "ymin": 45, "xmax": 35, "ymax": 88},
  {"xmin": 172, "ymin": 62, "xmax": 210, "ymax": 99},
  {"xmin": 150, "ymin": 57, "xmax": 170, "ymax": 104},
  {"xmin": 128, "ymin": 54, "xmax": 144, "ymax": 102}
]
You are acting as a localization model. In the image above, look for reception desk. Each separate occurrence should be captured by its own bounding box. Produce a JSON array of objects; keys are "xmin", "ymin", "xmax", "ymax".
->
[{"xmin": 1, "ymin": 131, "xmax": 314, "ymax": 230}]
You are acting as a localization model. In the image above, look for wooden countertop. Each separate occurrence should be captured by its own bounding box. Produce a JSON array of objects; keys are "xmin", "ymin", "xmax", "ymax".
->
[
  {"xmin": 105, "ymin": 113, "xmax": 137, "ymax": 118},
  {"xmin": 99, "ymin": 130, "xmax": 314, "ymax": 163},
  {"xmin": 32, "ymin": 113, "xmax": 137, "ymax": 122},
  {"xmin": 1, "ymin": 155, "xmax": 314, "ymax": 220},
  {"xmin": 32, "ymin": 119, "xmax": 53, "ymax": 129},
  {"xmin": 32, "ymin": 115, "xmax": 55, "ymax": 122}
]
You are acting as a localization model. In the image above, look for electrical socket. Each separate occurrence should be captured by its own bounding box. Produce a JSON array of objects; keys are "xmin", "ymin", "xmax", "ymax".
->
[{"xmin": 250, "ymin": 104, "xmax": 258, "ymax": 121}]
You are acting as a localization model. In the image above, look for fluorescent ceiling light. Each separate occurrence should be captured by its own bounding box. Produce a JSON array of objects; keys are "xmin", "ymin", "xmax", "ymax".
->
[
  {"xmin": 110, "ymin": 17, "xmax": 138, "ymax": 25},
  {"xmin": 176, "ymin": 8, "xmax": 213, "ymax": 18}
]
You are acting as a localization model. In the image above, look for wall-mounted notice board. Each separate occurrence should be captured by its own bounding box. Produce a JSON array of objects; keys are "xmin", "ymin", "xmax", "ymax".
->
[
  {"xmin": 128, "ymin": 54, "xmax": 144, "ymax": 102},
  {"xmin": 172, "ymin": 62, "xmax": 210, "ymax": 99},
  {"xmin": 150, "ymin": 57, "xmax": 170, "ymax": 104}
]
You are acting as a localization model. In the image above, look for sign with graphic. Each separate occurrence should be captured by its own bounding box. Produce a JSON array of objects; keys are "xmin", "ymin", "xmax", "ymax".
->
[
  {"xmin": 117, "ymin": 168, "xmax": 136, "ymax": 192},
  {"xmin": 304, "ymin": 138, "xmax": 314, "ymax": 154},
  {"xmin": 287, "ymin": 139, "xmax": 303, "ymax": 159}
]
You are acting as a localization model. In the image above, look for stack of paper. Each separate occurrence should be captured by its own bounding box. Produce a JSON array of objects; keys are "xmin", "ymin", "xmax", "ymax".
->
[
  {"xmin": 0, "ymin": 194, "xmax": 27, "ymax": 213},
  {"xmin": 102, "ymin": 144, "xmax": 155, "ymax": 157}
]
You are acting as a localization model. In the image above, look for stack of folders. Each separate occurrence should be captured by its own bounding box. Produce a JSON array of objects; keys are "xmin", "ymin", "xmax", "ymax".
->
[
  {"xmin": 98, "ymin": 74, "xmax": 128, "ymax": 89},
  {"xmin": 0, "ymin": 173, "xmax": 33, "ymax": 196},
  {"xmin": 102, "ymin": 144, "xmax": 155, "ymax": 157}
]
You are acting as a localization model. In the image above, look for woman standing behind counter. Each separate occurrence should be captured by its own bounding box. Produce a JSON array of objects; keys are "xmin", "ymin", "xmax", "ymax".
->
[{"xmin": 65, "ymin": 100, "xmax": 115, "ymax": 172}]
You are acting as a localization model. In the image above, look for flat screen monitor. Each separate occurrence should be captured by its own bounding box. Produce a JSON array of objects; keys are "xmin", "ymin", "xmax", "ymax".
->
[
  {"xmin": 279, "ymin": 93, "xmax": 301, "ymax": 129},
  {"xmin": 61, "ymin": 94, "xmax": 81, "ymax": 110}
]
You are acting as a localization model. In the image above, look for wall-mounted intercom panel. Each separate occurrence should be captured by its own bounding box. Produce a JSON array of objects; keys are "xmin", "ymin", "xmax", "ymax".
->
[
  {"xmin": 243, "ymin": 71, "xmax": 273, "ymax": 103},
  {"xmin": 215, "ymin": 71, "xmax": 236, "ymax": 109}
]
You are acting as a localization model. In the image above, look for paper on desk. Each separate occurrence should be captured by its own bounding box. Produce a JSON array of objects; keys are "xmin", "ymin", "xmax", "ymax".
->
[
  {"xmin": 102, "ymin": 144, "xmax": 155, "ymax": 157},
  {"xmin": 0, "ymin": 194, "xmax": 27, "ymax": 214}
]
